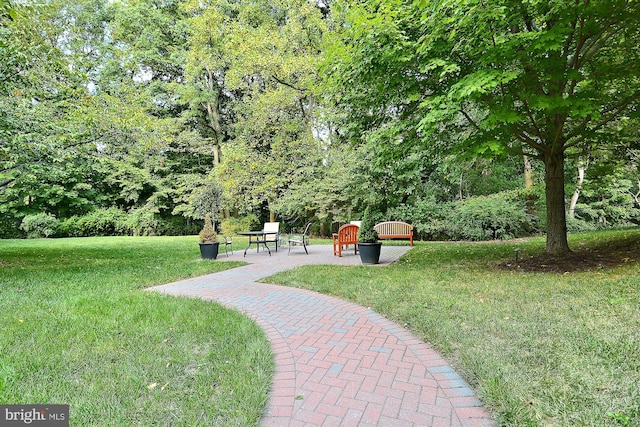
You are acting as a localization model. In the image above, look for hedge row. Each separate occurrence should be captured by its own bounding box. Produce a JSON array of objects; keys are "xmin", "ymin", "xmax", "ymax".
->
[
  {"xmin": 19, "ymin": 208, "xmax": 201, "ymax": 239},
  {"xmin": 14, "ymin": 191, "xmax": 640, "ymax": 241}
]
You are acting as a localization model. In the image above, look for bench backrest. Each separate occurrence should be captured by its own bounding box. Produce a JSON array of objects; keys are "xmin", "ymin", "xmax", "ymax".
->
[
  {"xmin": 374, "ymin": 221, "xmax": 413, "ymax": 236},
  {"xmin": 337, "ymin": 224, "xmax": 359, "ymax": 243}
]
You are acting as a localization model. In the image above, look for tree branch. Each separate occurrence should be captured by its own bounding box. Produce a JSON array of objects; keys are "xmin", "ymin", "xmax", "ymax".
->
[
  {"xmin": 565, "ymin": 92, "xmax": 640, "ymax": 149},
  {"xmin": 0, "ymin": 133, "xmax": 106, "ymax": 176},
  {"xmin": 271, "ymin": 74, "xmax": 304, "ymax": 93},
  {"xmin": 459, "ymin": 108, "xmax": 482, "ymax": 132},
  {"xmin": 521, "ymin": 100, "xmax": 544, "ymax": 138},
  {"xmin": 0, "ymin": 177, "xmax": 17, "ymax": 189},
  {"xmin": 513, "ymin": 128, "xmax": 546, "ymax": 154}
]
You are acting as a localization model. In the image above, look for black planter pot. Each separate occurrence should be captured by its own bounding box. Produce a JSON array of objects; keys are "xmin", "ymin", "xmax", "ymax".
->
[
  {"xmin": 358, "ymin": 242, "xmax": 382, "ymax": 265},
  {"xmin": 199, "ymin": 242, "xmax": 220, "ymax": 260}
]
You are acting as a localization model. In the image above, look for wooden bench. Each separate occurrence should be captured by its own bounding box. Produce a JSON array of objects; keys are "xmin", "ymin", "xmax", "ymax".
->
[
  {"xmin": 374, "ymin": 221, "xmax": 414, "ymax": 246},
  {"xmin": 333, "ymin": 224, "xmax": 359, "ymax": 257}
]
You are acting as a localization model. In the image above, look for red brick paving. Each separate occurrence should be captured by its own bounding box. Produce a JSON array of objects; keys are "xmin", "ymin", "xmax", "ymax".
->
[{"xmin": 150, "ymin": 244, "xmax": 494, "ymax": 426}]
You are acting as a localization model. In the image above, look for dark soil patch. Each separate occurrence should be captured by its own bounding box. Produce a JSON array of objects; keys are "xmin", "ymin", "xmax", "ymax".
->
[{"xmin": 496, "ymin": 237, "xmax": 640, "ymax": 273}]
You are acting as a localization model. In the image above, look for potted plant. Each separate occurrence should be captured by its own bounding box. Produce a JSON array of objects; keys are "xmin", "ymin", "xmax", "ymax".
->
[
  {"xmin": 198, "ymin": 213, "xmax": 220, "ymax": 260},
  {"xmin": 357, "ymin": 207, "xmax": 382, "ymax": 264}
]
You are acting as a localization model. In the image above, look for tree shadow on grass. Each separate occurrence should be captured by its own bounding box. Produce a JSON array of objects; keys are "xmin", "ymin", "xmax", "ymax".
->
[{"xmin": 495, "ymin": 236, "xmax": 640, "ymax": 273}]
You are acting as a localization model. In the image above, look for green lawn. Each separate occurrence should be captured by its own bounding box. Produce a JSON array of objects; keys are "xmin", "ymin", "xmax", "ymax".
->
[
  {"xmin": 266, "ymin": 229, "xmax": 640, "ymax": 427},
  {"xmin": 3, "ymin": 232, "xmax": 639, "ymax": 426},
  {"xmin": 0, "ymin": 236, "xmax": 273, "ymax": 426}
]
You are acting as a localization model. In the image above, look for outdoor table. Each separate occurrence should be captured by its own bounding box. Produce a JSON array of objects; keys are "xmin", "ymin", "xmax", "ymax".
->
[{"xmin": 237, "ymin": 231, "xmax": 272, "ymax": 257}]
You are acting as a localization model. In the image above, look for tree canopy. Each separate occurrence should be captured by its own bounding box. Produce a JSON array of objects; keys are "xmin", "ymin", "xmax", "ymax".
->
[
  {"xmin": 323, "ymin": 0, "xmax": 640, "ymax": 254},
  {"xmin": 1, "ymin": 0, "xmax": 639, "ymax": 253}
]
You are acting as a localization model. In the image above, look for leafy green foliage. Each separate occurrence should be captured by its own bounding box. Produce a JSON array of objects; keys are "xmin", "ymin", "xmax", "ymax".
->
[
  {"xmin": 19, "ymin": 213, "xmax": 60, "ymax": 239},
  {"xmin": 59, "ymin": 208, "xmax": 129, "ymax": 237},
  {"xmin": 322, "ymin": 0, "xmax": 640, "ymax": 254},
  {"xmin": 207, "ymin": 0, "xmax": 327, "ymax": 220},
  {"xmin": 190, "ymin": 178, "xmax": 222, "ymax": 220},
  {"xmin": 124, "ymin": 208, "xmax": 161, "ymax": 237},
  {"xmin": 574, "ymin": 171, "xmax": 640, "ymax": 229},
  {"xmin": 220, "ymin": 214, "xmax": 259, "ymax": 236},
  {"xmin": 198, "ymin": 213, "xmax": 217, "ymax": 243},
  {"xmin": 387, "ymin": 191, "xmax": 539, "ymax": 241},
  {"xmin": 56, "ymin": 208, "xmax": 199, "ymax": 238},
  {"xmin": 451, "ymin": 193, "xmax": 536, "ymax": 241},
  {"xmin": 2, "ymin": 0, "xmax": 639, "ymax": 247},
  {"xmin": 357, "ymin": 206, "xmax": 379, "ymax": 243}
]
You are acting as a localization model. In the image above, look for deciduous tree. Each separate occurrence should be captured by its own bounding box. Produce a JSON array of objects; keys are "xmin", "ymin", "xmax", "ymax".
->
[{"xmin": 323, "ymin": 0, "xmax": 640, "ymax": 255}]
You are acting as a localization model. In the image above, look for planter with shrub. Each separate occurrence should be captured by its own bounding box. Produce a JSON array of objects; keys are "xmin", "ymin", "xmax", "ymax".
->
[
  {"xmin": 357, "ymin": 207, "xmax": 382, "ymax": 265},
  {"xmin": 198, "ymin": 214, "xmax": 219, "ymax": 260}
]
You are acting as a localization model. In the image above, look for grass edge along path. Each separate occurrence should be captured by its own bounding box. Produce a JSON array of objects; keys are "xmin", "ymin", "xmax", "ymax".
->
[
  {"xmin": 265, "ymin": 229, "xmax": 640, "ymax": 427},
  {"xmin": 0, "ymin": 236, "xmax": 273, "ymax": 426}
]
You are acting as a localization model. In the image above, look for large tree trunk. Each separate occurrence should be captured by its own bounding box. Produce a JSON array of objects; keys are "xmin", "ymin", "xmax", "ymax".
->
[{"xmin": 543, "ymin": 149, "xmax": 571, "ymax": 255}]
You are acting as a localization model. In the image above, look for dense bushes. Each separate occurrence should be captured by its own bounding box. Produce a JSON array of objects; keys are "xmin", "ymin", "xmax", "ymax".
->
[
  {"xmin": 16, "ymin": 208, "xmax": 199, "ymax": 239},
  {"xmin": 13, "ymin": 211, "xmax": 274, "ymax": 240},
  {"xmin": 0, "ymin": 216, "xmax": 23, "ymax": 239},
  {"xmin": 386, "ymin": 191, "xmax": 539, "ymax": 241},
  {"xmin": 121, "ymin": 208, "xmax": 159, "ymax": 237},
  {"xmin": 154, "ymin": 215, "xmax": 201, "ymax": 236},
  {"xmin": 60, "ymin": 208, "xmax": 129, "ymax": 237},
  {"xmin": 20, "ymin": 213, "xmax": 61, "ymax": 239},
  {"xmin": 450, "ymin": 193, "xmax": 538, "ymax": 240},
  {"xmin": 11, "ymin": 191, "xmax": 639, "ymax": 241}
]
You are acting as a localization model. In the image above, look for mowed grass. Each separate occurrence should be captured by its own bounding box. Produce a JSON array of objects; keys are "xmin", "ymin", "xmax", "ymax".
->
[
  {"xmin": 0, "ymin": 236, "xmax": 273, "ymax": 426},
  {"xmin": 266, "ymin": 229, "xmax": 640, "ymax": 426}
]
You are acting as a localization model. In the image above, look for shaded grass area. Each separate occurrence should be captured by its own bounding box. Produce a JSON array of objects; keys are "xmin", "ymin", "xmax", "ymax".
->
[
  {"xmin": 266, "ymin": 230, "xmax": 640, "ymax": 426},
  {"xmin": 0, "ymin": 236, "xmax": 273, "ymax": 426}
]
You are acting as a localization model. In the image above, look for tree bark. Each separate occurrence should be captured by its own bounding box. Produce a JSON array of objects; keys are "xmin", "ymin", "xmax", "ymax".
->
[
  {"xmin": 568, "ymin": 160, "xmax": 585, "ymax": 219},
  {"xmin": 543, "ymin": 149, "xmax": 571, "ymax": 255},
  {"xmin": 205, "ymin": 68, "xmax": 222, "ymax": 165},
  {"xmin": 523, "ymin": 155, "xmax": 536, "ymax": 215},
  {"xmin": 631, "ymin": 179, "xmax": 640, "ymax": 208}
]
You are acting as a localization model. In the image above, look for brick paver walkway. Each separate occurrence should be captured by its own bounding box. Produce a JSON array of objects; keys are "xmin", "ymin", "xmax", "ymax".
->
[{"xmin": 150, "ymin": 244, "xmax": 494, "ymax": 427}]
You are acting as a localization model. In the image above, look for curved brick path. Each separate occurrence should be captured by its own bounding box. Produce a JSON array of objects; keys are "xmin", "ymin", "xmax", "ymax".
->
[{"xmin": 150, "ymin": 244, "xmax": 494, "ymax": 427}]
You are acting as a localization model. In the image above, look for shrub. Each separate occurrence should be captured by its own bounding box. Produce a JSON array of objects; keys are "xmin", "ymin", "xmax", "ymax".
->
[
  {"xmin": 59, "ymin": 208, "xmax": 129, "ymax": 237},
  {"xmin": 574, "ymin": 199, "xmax": 640, "ymax": 229},
  {"xmin": 357, "ymin": 206, "xmax": 379, "ymax": 243},
  {"xmin": 0, "ymin": 214, "xmax": 24, "ymax": 238},
  {"xmin": 20, "ymin": 213, "xmax": 60, "ymax": 239},
  {"xmin": 59, "ymin": 209, "xmax": 202, "ymax": 237},
  {"xmin": 58, "ymin": 216, "xmax": 83, "ymax": 237},
  {"xmin": 451, "ymin": 192, "xmax": 535, "ymax": 240},
  {"xmin": 573, "ymin": 177, "xmax": 640, "ymax": 229},
  {"xmin": 156, "ymin": 216, "xmax": 201, "ymax": 236},
  {"xmin": 387, "ymin": 192, "xmax": 539, "ymax": 241},
  {"xmin": 385, "ymin": 196, "xmax": 450, "ymax": 240},
  {"xmin": 566, "ymin": 215, "xmax": 597, "ymax": 233},
  {"xmin": 124, "ymin": 208, "xmax": 160, "ymax": 236},
  {"xmin": 198, "ymin": 213, "xmax": 217, "ymax": 243}
]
